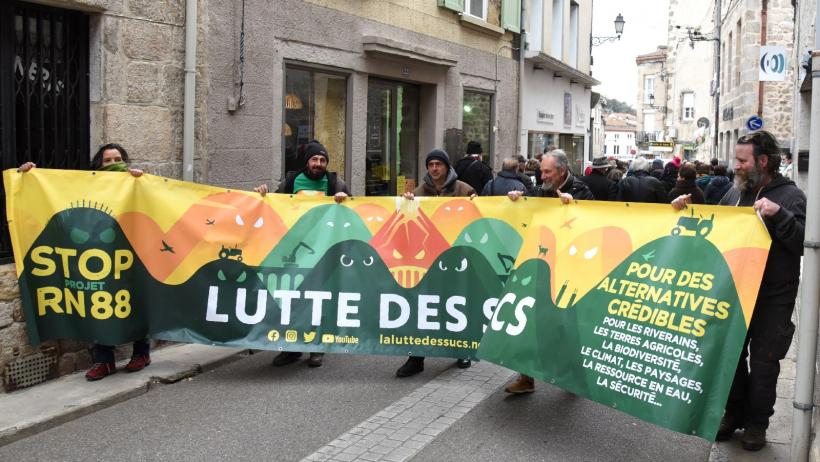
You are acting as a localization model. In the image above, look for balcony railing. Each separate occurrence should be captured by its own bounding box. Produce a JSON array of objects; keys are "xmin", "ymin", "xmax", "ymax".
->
[{"xmin": 635, "ymin": 131, "xmax": 664, "ymax": 143}]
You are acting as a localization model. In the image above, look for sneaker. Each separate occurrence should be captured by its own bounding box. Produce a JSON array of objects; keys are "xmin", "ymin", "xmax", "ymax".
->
[
  {"xmin": 396, "ymin": 357, "xmax": 424, "ymax": 377},
  {"xmin": 504, "ymin": 374, "xmax": 535, "ymax": 394},
  {"xmin": 272, "ymin": 351, "xmax": 302, "ymax": 367},
  {"xmin": 715, "ymin": 413, "xmax": 743, "ymax": 441},
  {"xmin": 85, "ymin": 362, "xmax": 116, "ymax": 381},
  {"xmin": 741, "ymin": 426, "xmax": 767, "ymax": 451},
  {"xmin": 308, "ymin": 353, "xmax": 324, "ymax": 368},
  {"xmin": 456, "ymin": 358, "xmax": 471, "ymax": 369},
  {"xmin": 125, "ymin": 355, "xmax": 151, "ymax": 372}
]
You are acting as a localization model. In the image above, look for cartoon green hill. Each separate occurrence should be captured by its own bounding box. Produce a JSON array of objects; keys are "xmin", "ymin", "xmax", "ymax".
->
[{"xmin": 453, "ymin": 218, "xmax": 523, "ymax": 277}]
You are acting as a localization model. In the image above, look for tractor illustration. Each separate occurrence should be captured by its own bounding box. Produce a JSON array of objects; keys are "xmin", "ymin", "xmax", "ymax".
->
[
  {"xmin": 282, "ymin": 242, "xmax": 316, "ymax": 268},
  {"xmin": 219, "ymin": 245, "xmax": 243, "ymax": 261},
  {"xmin": 671, "ymin": 209, "xmax": 714, "ymax": 238}
]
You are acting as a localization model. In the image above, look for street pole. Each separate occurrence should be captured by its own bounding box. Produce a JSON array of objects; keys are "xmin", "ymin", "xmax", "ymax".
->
[
  {"xmin": 518, "ymin": 1, "xmax": 527, "ymax": 158},
  {"xmin": 791, "ymin": 3, "xmax": 820, "ymax": 459},
  {"xmin": 712, "ymin": 0, "xmax": 722, "ymax": 161}
]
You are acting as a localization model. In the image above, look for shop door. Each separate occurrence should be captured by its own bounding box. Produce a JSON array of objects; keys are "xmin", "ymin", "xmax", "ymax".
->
[{"xmin": 365, "ymin": 79, "xmax": 420, "ymax": 196}]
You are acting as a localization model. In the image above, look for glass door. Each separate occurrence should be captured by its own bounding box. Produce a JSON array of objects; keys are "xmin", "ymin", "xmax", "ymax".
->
[{"xmin": 365, "ymin": 79, "xmax": 419, "ymax": 196}]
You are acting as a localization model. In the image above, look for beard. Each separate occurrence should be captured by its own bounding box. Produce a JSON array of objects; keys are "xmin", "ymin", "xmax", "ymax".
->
[
  {"xmin": 304, "ymin": 166, "xmax": 327, "ymax": 180},
  {"xmin": 734, "ymin": 166, "xmax": 764, "ymax": 193}
]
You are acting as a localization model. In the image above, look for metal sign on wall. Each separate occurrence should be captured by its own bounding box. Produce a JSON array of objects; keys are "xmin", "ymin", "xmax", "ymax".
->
[{"xmin": 759, "ymin": 46, "xmax": 787, "ymax": 81}]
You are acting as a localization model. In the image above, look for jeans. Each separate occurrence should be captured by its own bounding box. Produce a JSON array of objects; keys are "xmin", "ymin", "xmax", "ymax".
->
[{"xmin": 93, "ymin": 338, "xmax": 150, "ymax": 364}]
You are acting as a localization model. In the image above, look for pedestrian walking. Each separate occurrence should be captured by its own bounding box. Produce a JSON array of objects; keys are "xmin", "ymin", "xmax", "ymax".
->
[
  {"xmin": 481, "ymin": 158, "xmax": 528, "ymax": 196},
  {"xmin": 454, "ymin": 141, "xmax": 493, "ymax": 194}
]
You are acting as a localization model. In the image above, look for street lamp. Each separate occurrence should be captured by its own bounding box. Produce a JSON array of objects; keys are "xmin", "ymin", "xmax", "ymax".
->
[
  {"xmin": 648, "ymin": 94, "xmax": 655, "ymax": 107},
  {"xmin": 592, "ymin": 13, "xmax": 625, "ymax": 46}
]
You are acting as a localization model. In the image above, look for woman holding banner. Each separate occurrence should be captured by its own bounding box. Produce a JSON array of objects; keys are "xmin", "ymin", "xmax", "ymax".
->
[{"xmin": 18, "ymin": 143, "xmax": 150, "ymax": 381}]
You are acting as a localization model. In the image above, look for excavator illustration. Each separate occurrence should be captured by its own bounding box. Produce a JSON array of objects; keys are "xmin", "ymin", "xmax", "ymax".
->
[{"xmin": 282, "ymin": 242, "xmax": 316, "ymax": 268}]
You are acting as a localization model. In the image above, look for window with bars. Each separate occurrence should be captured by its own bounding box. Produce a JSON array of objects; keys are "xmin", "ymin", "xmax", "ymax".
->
[{"xmin": 0, "ymin": 2, "xmax": 89, "ymax": 262}]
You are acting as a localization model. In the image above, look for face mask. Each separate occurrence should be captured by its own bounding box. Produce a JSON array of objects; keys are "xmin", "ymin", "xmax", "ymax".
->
[{"xmin": 99, "ymin": 162, "xmax": 129, "ymax": 172}]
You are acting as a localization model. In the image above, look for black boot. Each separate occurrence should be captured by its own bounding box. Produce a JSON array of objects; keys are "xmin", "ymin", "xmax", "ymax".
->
[
  {"xmin": 741, "ymin": 425, "xmax": 766, "ymax": 451},
  {"xmin": 272, "ymin": 351, "xmax": 302, "ymax": 367},
  {"xmin": 396, "ymin": 356, "xmax": 424, "ymax": 377},
  {"xmin": 715, "ymin": 413, "xmax": 743, "ymax": 441}
]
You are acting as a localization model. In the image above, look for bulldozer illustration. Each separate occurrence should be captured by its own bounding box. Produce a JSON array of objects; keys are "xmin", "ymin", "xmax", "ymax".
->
[
  {"xmin": 671, "ymin": 209, "xmax": 714, "ymax": 238},
  {"xmin": 282, "ymin": 242, "xmax": 315, "ymax": 268},
  {"xmin": 218, "ymin": 245, "xmax": 243, "ymax": 261}
]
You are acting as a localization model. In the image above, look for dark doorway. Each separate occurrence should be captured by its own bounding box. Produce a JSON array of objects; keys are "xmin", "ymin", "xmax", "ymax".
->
[
  {"xmin": 365, "ymin": 79, "xmax": 420, "ymax": 196},
  {"xmin": 0, "ymin": 1, "xmax": 89, "ymax": 262}
]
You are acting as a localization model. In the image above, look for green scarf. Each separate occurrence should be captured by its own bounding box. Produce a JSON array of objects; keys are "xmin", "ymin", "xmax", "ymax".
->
[{"xmin": 99, "ymin": 162, "xmax": 129, "ymax": 172}]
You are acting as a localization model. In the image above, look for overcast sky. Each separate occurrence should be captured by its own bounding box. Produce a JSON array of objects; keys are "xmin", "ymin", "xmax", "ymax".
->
[{"xmin": 591, "ymin": 0, "xmax": 670, "ymax": 107}]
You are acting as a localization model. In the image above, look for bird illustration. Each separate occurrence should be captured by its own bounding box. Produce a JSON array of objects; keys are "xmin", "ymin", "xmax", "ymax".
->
[
  {"xmin": 160, "ymin": 240, "xmax": 175, "ymax": 253},
  {"xmin": 205, "ymin": 219, "xmax": 215, "ymax": 226},
  {"xmin": 642, "ymin": 249, "xmax": 656, "ymax": 262},
  {"xmin": 561, "ymin": 217, "xmax": 578, "ymax": 229}
]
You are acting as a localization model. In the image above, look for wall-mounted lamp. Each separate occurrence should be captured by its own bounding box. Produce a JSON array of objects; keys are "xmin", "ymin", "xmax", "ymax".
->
[{"xmin": 592, "ymin": 13, "xmax": 625, "ymax": 46}]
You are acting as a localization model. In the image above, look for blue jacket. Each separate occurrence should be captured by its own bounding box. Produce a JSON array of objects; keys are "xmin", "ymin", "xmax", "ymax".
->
[{"xmin": 481, "ymin": 170, "xmax": 527, "ymax": 196}]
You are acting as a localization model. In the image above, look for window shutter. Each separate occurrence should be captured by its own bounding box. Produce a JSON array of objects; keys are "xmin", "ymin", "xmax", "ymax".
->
[
  {"xmin": 501, "ymin": 0, "xmax": 521, "ymax": 33},
  {"xmin": 438, "ymin": 0, "xmax": 465, "ymax": 12}
]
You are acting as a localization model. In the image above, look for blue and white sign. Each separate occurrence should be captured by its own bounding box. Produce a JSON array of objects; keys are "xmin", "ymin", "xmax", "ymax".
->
[
  {"xmin": 747, "ymin": 115, "xmax": 764, "ymax": 131},
  {"xmin": 760, "ymin": 46, "xmax": 787, "ymax": 81}
]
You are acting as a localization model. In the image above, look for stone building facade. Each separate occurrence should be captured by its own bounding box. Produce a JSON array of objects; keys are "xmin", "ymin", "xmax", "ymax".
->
[
  {"xmin": 0, "ymin": 0, "xmax": 524, "ymax": 391},
  {"xmin": 716, "ymin": 0, "xmax": 795, "ymax": 163},
  {"xmin": 635, "ymin": 46, "xmax": 671, "ymax": 157}
]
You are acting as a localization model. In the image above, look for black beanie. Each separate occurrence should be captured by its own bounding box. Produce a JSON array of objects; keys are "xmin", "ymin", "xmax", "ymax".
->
[
  {"xmin": 425, "ymin": 149, "xmax": 450, "ymax": 169},
  {"xmin": 466, "ymin": 141, "xmax": 482, "ymax": 155},
  {"xmin": 303, "ymin": 141, "xmax": 329, "ymax": 163}
]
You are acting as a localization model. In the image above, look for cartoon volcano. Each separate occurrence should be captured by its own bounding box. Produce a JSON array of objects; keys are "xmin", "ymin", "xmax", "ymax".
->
[
  {"xmin": 430, "ymin": 199, "xmax": 482, "ymax": 242},
  {"xmin": 20, "ymin": 206, "xmax": 154, "ymax": 346},
  {"xmin": 118, "ymin": 191, "xmax": 287, "ymax": 284},
  {"xmin": 370, "ymin": 207, "xmax": 450, "ymax": 288}
]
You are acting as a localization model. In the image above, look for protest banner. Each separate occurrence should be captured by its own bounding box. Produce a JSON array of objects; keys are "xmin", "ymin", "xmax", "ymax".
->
[{"xmin": 5, "ymin": 169, "xmax": 770, "ymax": 438}]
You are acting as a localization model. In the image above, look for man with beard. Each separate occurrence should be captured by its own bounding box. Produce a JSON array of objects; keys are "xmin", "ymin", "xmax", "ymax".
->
[
  {"xmin": 504, "ymin": 149, "xmax": 593, "ymax": 394},
  {"xmin": 396, "ymin": 149, "xmax": 475, "ymax": 377},
  {"xmin": 255, "ymin": 140, "xmax": 349, "ymax": 368},
  {"xmin": 672, "ymin": 130, "xmax": 805, "ymax": 450}
]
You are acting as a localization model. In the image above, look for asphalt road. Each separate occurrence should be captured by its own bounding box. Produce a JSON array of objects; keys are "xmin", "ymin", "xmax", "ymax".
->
[{"xmin": 0, "ymin": 351, "xmax": 711, "ymax": 461}]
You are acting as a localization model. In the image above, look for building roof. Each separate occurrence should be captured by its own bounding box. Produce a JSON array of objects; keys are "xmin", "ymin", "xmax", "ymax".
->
[
  {"xmin": 636, "ymin": 46, "xmax": 668, "ymax": 65},
  {"xmin": 604, "ymin": 113, "xmax": 638, "ymax": 131}
]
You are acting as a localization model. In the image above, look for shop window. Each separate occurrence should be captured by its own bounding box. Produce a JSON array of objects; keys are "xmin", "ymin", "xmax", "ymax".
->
[
  {"xmin": 282, "ymin": 67, "xmax": 347, "ymax": 180},
  {"xmin": 462, "ymin": 90, "xmax": 493, "ymax": 161}
]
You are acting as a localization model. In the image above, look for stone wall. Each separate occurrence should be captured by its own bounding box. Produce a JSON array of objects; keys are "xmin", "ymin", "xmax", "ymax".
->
[{"xmin": 1, "ymin": 0, "xmax": 197, "ymax": 392}]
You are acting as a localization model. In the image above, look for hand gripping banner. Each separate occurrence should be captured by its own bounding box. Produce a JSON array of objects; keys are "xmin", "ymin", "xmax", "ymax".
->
[{"xmin": 5, "ymin": 169, "xmax": 770, "ymax": 439}]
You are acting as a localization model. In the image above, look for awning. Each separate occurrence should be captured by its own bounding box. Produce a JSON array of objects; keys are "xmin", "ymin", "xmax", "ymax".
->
[{"xmin": 524, "ymin": 51, "xmax": 601, "ymax": 88}]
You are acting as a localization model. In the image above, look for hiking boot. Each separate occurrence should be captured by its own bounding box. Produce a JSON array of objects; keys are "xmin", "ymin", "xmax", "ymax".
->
[
  {"xmin": 456, "ymin": 358, "xmax": 471, "ymax": 369},
  {"xmin": 396, "ymin": 357, "xmax": 424, "ymax": 377},
  {"xmin": 715, "ymin": 413, "xmax": 743, "ymax": 441},
  {"xmin": 85, "ymin": 362, "xmax": 116, "ymax": 381},
  {"xmin": 125, "ymin": 355, "xmax": 151, "ymax": 372},
  {"xmin": 272, "ymin": 351, "xmax": 302, "ymax": 367},
  {"xmin": 307, "ymin": 353, "xmax": 324, "ymax": 368},
  {"xmin": 741, "ymin": 426, "xmax": 767, "ymax": 451},
  {"xmin": 504, "ymin": 374, "xmax": 535, "ymax": 394}
]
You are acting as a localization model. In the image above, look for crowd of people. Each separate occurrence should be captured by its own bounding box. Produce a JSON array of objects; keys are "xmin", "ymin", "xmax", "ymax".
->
[{"xmin": 16, "ymin": 130, "xmax": 805, "ymax": 452}]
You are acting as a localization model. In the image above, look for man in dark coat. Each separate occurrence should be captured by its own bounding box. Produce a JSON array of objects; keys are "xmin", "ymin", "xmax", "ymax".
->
[
  {"xmin": 454, "ymin": 140, "xmax": 493, "ymax": 194},
  {"xmin": 667, "ymin": 163, "xmax": 705, "ymax": 204},
  {"xmin": 661, "ymin": 156, "xmax": 681, "ymax": 192},
  {"xmin": 704, "ymin": 164, "xmax": 733, "ymax": 204},
  {"xmin": 615, "ymin": 156, "xmax": 668, "ymax": 203},
  {"xmin": 580, "ymin": 156, "xmax": 614, "ymax": 200},
  {"xmin": 481, "ymin": 157, "xmax": 527, "ymax": 196},
  {"xmin": 672, "ymin": 130, "xmax": 806, "ymax": 451},
  {"xmin": 255, "ymin": 140, "xmax": 349, "ymax": 368}
]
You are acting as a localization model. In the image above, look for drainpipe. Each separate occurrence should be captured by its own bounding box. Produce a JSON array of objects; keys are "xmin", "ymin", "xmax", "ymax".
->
[
  {"xmin": 712, "ymin": 0, "xmax": 722, "ymax": 160},
  {"xmin": 518, "ymin": 1, "xmax": 527, "ymax": 158},
  {"xmin": 757, "ymin": 0, "xmax": 767, "ymax": 117},
  {"xmin": 790, "ymin": 7, "xmax": 820, "ymax": 460},
  {"xmin": 182, "ymin": 0, "xmax": 198, "ymax": 182}
]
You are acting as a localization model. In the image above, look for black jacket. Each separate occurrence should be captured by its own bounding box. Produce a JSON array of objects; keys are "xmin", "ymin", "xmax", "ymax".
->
[
  {"xmin": 481, "ymin": 170, "xmax": 527, "ymax": 196},
  {"xmin": 668, "ymin": 178, "xmax": 705, "ymax": 204},
  {"xmin": 615, "ymin": 171, "xmax": 668, "ymax": 203},
  {"xmin": 580, "ymin": 171, "xmax": 614, "ymax": 201},
  {"xmin": 704, "ymin": 175, "xmax": 732, "ymax": 205},
  {"xmin": 533, "ymin": 172, "xmax": 594, "ymax": 200},
  {"xmin": 454, "ymin": 156, "xmax": 493, "ymax": 194},
  {"xmin": 720, "ymin": 175, "xmax": 806, "ymax": 299},
  {"xmin": 276, "ymin": 170, "xmax": 350, "ymax": 195}
]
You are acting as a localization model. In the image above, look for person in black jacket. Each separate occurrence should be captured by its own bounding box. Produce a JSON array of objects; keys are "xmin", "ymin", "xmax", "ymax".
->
[
  {"xmin": 672, "ymin": 130, "xmax": 806, "ymax": 451},
  {"xmin": 615, "ymin": 156, "xmax": 668, "ymax": 203},
  {"xmin": 481, "ymin": 157, "xmax": 528, "ymax": 196},
  {"xmin": 580, "ymin": 157, "xmax": 613, "ymax": 201},
  {"xmin": 255, "ymin": 140, "xmax": 349, "ymax": 368},
  {"xmin": 704, "ymin": 164, "xmax": 733, "ymax": 204},
  {"xmin": 454, "ymin": 141, "xmax": 493, "ymax": 194},
  {"xmin": 661, "ymin": 156, "xmax": 681, "ymax": 192},
  {"xmin": 667, "ymin": 163, "xmax": 705, "ymax": 204}
]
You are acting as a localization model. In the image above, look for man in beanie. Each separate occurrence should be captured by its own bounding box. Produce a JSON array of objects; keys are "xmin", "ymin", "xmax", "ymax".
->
[
  {"xmin": 255, "ymin": 140, "xmax": 349, "ymax": 368},
  {"xmin": 395, "ymin": 149, "xmax": 475, "ymax": 377},
  {"xmin": 454, "ymin": 141, "xmax": 493, "ymax": 194}
]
